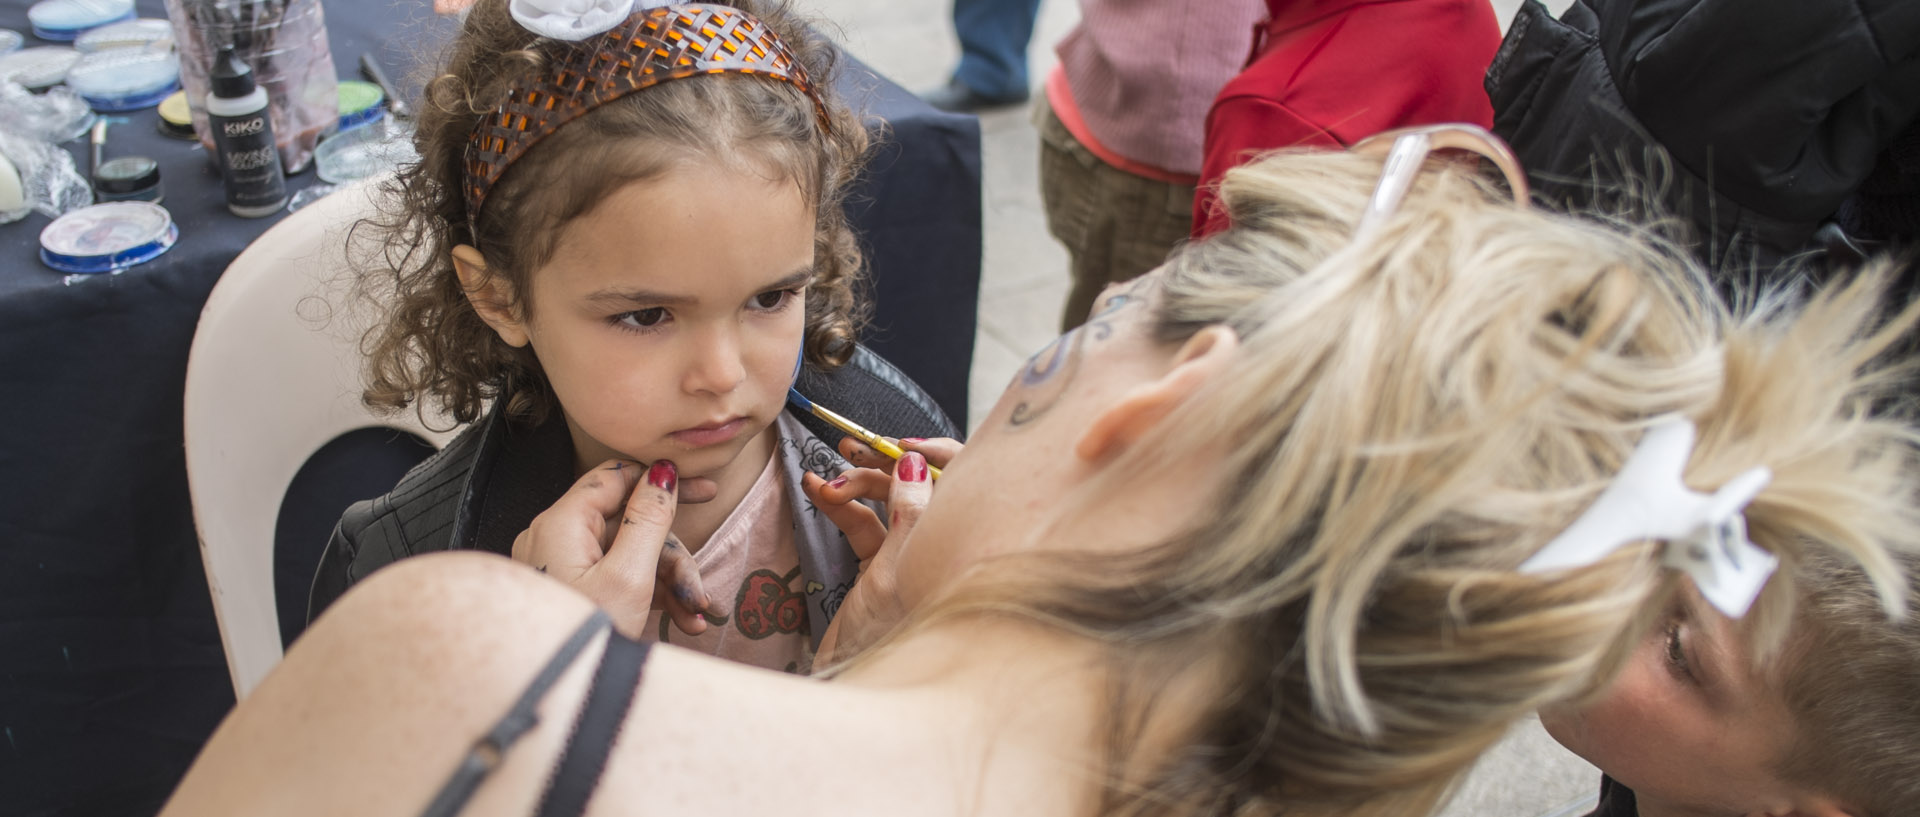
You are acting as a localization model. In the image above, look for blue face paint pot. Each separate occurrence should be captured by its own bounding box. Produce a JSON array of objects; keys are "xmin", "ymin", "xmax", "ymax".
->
[
  {"xmin": 26, "ymin": 0, "xmax": 134, "ymax": 42},
  {"xmin": 73, "ymin": 18, "xmax": 171, "ymax": 52},
  {"xmin": 66, "ymin": 47, "xmax": 178, "ymax": 112},
  {"xmin": 39, "ymin": 201, "xmax": 178, "ymax": 274}
]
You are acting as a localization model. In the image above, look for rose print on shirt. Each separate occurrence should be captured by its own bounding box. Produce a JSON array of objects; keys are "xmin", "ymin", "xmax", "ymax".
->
[{"xmin": 734, "ymin": 566, "xmax": 809, "ymax": 639}]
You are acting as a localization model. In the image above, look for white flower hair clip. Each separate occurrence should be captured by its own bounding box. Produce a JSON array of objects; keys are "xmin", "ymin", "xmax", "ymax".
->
[
  {"xmin": 1521, "ymin": 417, "xmax": 1778, "ymax": 618},
  {"xmin": 510, "ymin": 0, "xmax": 672, "ymax": 41}
]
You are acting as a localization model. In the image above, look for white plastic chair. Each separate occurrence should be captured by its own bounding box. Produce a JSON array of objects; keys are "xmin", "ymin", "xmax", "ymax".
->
[{"xmin": 185, "ymin": 179, "xmax": 460, "ymax": 699}]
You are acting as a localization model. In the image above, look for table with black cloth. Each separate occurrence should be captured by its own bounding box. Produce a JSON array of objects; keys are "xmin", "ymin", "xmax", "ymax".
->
[{"xmin": 0, "ymin": 1, "xmax": 981, "ymax": 812}]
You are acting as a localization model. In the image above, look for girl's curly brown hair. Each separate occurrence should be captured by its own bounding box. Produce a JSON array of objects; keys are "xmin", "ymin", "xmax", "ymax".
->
[{"xmin": 355, "ymin": 0, "xmax": 869, "ymax": 425}]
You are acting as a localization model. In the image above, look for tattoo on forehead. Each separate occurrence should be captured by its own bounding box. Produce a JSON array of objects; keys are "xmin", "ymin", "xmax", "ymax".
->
[{"xmin": 1007, "ymin": 285, "xmax": 1145, "ymax": 427}]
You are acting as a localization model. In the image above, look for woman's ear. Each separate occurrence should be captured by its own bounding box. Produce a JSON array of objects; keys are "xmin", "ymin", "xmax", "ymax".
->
[
  {"xmin": 1075, "ymin": 326, "xmax": 1238, "ymax": 462},
  {"xmin": 451, "ymin": 245, "xmax": 530, "ymax": 348}
]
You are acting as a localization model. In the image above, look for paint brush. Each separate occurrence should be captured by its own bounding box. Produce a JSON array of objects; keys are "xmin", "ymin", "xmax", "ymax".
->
[
  {"xmin": 787, "ymin": 388, "xmax": 941, "ymax": 481},
  {"xmin": 359, "ymin": 53, "xmax": 411, "ymax": 119}
]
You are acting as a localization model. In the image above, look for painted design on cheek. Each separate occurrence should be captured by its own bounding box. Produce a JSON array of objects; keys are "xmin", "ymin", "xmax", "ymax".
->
[
  {"xmin": 1008, "ymin": 329, "xmax": 1082, "ymax": 427},
  {"xmin": 1007, "ymin": 299, "xmax": 1121, "ymax": 427}
]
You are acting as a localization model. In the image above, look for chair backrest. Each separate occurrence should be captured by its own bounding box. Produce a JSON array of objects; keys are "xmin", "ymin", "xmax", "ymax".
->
[{"xmin": 184, "ymin": 179, "xmax": 459, "ymax": 699}]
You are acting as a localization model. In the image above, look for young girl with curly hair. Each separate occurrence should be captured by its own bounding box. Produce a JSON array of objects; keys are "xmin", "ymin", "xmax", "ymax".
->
[{"xmin": 306, "ymin": 0, "xmax": 957, "ymax": 674}]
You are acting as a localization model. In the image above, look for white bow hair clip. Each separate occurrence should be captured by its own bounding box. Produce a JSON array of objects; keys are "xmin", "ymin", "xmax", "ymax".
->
[
  {"xmin": 510, "ymin": 0, "xmax": 673, "ymax": 41},
  {"xmin": 1520, "ymin": 417, "xmax": 1778, "ymax": 618}
]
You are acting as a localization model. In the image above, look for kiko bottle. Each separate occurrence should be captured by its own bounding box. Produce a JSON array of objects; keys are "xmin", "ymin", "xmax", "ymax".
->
[{"xmin": 206, "ymin": 47, "xmax": 287, "ymax": 217}]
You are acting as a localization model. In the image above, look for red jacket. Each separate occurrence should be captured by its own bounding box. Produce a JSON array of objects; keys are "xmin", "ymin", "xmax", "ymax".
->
[{"xmin": 1193, "ymin": 0, "xmax": 1501, "ymax": 237}]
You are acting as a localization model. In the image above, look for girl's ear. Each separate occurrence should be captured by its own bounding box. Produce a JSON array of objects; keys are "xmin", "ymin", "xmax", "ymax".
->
[
  {"xmin": 1075, "ymin": 326, "xmax": 1238, "ymax": 463},
  {"xmin": 451, "ymin": 245, "xmax": 530, "ymax": 348}
]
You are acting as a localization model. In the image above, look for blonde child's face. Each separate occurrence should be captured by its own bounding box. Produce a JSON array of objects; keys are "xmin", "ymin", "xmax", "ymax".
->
[
  {"xmin": 510, "ymin": 164, "xmax": 815, "ymax": 479},
  {"xmin": 1540, "ymin": 585, "xmax": 1812, "ymax": 816}
]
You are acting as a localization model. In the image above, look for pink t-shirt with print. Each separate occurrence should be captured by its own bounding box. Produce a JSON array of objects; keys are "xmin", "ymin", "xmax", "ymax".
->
[{"xmin": 643, "ymin": 452, "xmax": 812, "ymax": 674}]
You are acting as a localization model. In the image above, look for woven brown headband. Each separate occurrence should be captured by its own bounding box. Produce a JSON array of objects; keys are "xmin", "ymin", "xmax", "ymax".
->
[{"xmin": 463, "ymin": 2, "xmax": 830, "ymax": 230}]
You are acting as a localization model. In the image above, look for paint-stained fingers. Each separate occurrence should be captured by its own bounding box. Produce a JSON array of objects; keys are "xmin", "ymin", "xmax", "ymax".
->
[
  {"xmin": 837, "ymin": 436, "xmax": 964, "ymax": 472},
  {"xmin": 899, "ymin": 437, "xmax": 963, "ymax": 468},
  {"xmin": 653, "ymin": 532, "xmax": 724, "ymax": 635},
  {"xmin": 587, "ymin": 459, "xmax": 680, "ymax": 637},
  {"xmin": 814, "ymin": 466, "xmax": 894, "ymax": 505},
  {"xmin": 838, "ymin": 437, "xmax": 891, "ymax": 470},
  {"xmin": 513, "ymin": 458, "xmax": 643, "ymax": 573},
  {"xmin": 802, "ymin": 471, "xmax": 887, "ymax": 560}
]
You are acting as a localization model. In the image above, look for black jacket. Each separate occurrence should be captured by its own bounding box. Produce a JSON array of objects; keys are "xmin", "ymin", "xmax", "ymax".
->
[
  {"xmin": 1487, "ymin": 0, "xmax": 1920, "ymax": 276},
  {"xmin": 307, "ymin": 345, "xmax": 961, "ymax": 622}
]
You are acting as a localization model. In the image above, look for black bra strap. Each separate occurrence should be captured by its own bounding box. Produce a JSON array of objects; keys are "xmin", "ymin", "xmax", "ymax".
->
[
  {"xmin": 419, "ymin": 610, "xmax": 612, "ymax": 817},
  {"xmin": 535, "ymin": 631, "xmax": 652, "ymax": 817}
]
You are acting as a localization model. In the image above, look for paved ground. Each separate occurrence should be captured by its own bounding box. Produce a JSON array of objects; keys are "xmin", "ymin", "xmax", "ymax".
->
[{"xmin": 811, "ymin": 1, "xmax": 1601, "ymax": 815}]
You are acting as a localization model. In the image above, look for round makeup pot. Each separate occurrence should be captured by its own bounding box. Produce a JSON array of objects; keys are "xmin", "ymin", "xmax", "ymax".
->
[{"xmin": 92, "ymin": 154, "xmax": 160, "ymax": 203}]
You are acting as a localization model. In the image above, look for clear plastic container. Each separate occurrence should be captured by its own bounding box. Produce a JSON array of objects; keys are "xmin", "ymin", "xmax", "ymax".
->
[
  {"xmin": 313, "ymin": 116, "xmax": 415, "ymax": 183},
  {"xmin": 160, "ymin": 0, "xmax": 336, "ymax": 173}
]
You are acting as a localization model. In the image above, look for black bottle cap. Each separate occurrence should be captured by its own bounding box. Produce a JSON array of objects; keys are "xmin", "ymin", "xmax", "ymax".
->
[{"xmin": 210, "ymin": 46, "xmax": 255, "ymax": 99}]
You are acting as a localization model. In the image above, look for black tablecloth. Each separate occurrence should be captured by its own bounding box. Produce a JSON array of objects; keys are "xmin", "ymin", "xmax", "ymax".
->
[{"xmin": 0, "ymin": 2, "xmax": 980, "ymax": 812}]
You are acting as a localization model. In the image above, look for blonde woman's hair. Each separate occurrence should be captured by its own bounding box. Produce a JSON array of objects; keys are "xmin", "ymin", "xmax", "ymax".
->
[{"xmin": 887, "ymin": 150, "xmax": 1920, "ymax": 817}]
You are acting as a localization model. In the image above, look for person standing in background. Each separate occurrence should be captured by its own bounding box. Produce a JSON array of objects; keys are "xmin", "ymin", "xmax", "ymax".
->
[
  {"xmin": 1193, "ymin": 0, "xmax": 1502, "ymax": 237},
  {"xmin": 1039, "ymin": 0, "xmax": 1265, "ymax": 329},
  {"xmin": 922, "ymin": 0, "xmax": 1045, "ymax": 111},
  {"xmin": 1487, "ymin": 0, "xmax": 1920, "ymax": 284}
]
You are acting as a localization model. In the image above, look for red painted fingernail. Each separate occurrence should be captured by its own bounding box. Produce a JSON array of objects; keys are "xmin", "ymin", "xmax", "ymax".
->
[
  {"xmin": 827, "ymin": 475, "xmax": 849, "ymax": 489},
  {"xmin": 901, "ymin": 437, "xmax": 926, "ymax": 445},
  {"xmin": 695, "ymin": 614, "xmax": 706, "ymax": 624},
  {"xmin": 897, "ymin": 452, "xmax": 928, "ymax": 483},
  {"xmin": 648, "ymin": 460, "xmax": 677, "ymax": 493}
]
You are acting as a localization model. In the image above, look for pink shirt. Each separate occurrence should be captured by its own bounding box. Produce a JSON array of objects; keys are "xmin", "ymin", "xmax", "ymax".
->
[
  {"xmin": 1052, "ymin": 0, "xmax": 1266, "ymax": 177},
  {"xmin": 643, "ymin": 453, "xmax": 813, "ymax": 674}
]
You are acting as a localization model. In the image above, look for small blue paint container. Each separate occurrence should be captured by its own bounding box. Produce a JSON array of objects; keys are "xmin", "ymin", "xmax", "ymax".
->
[
  {"xmin": 72, "ymin": 17, "xmax": 170, "ymax": 52},
  {"xmin": 335, "ymin": 80, "xmax": 386, "ymax": 132},
  {"xmin": 66, "ymin": 47, "xmax": 177, "ymax": 111},
  {"xmin": 26, "ymin": 0, "xmax": 135, "ymax": 42},
  {"xmin": 39, "ymin": 201, "xmax": 178, "ymax": 274}
]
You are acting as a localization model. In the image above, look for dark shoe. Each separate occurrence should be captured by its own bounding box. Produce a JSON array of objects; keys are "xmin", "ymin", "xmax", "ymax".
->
[{"xmin": 919, "ymin": 78, "xmax": 1029, "ymax": 113}]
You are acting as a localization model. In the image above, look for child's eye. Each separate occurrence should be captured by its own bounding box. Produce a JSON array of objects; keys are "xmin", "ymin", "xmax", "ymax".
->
[
  {"xmin": 751, "ymin": 288, "xmax": 803, "ymax": 312},
  {"xmin": 614, "ymin": 308, "xmax": 669, "ymax": 331}
]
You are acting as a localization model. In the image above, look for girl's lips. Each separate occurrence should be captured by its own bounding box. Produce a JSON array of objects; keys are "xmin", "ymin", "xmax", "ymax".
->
[{"xmin": 668, "ymin": 416, "xmax": 749, "ymax": 448}]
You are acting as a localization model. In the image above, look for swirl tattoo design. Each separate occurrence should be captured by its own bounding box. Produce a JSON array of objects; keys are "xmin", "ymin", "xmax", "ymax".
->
[{"xmin": 1007, "ymin": 293, "xmax": 1130, "ymax": 427}]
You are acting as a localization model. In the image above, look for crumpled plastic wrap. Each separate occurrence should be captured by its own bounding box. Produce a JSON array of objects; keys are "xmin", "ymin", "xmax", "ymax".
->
[
  {"xmin": 0, "ymin": 128, "xmax": 93, "ymax": 224},
  {"xmin": 0, "ymin": 81, "xmax": 97, "ymax": 144}
]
